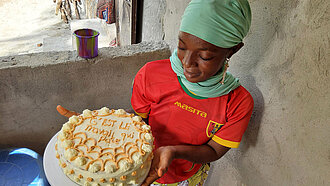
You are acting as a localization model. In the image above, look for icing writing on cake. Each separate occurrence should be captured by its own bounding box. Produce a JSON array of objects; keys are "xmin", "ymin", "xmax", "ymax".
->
[{"xmin": 84, "ymin": 118, "xmax": 135, "ymax": 146}]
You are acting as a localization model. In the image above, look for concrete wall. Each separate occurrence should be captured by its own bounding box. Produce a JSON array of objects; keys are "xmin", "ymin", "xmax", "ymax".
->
[
  {"xmin": 0, "ymin": 41, "xmax": 171, "ymax": 155},
  {"xmin": 141, "ymin": 0, "xmax": 166, "ymax": 42},
  {"xmin": 141, "ymin": 0, "xmax": 190, "ymax": 51},
  {"xmin": 141, "ymin": 0, "xmax": 330, "ymax": 185}
]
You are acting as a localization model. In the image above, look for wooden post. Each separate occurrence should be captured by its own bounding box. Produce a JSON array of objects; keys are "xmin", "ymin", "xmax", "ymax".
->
[{"xmin": 115, "ymin": 0, "xmax": 137, "ymax": 46}]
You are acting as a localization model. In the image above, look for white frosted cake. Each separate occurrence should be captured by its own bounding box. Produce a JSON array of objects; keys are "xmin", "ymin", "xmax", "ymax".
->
[{"xmin": 55, "ymin": 107, "xmax": 154, "ymax": 186}]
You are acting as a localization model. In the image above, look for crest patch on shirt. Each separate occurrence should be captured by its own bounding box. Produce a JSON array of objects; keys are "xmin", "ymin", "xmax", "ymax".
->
[{"xmin": 206, "ymin": 120, "xmax": 224, "ymax": 137}]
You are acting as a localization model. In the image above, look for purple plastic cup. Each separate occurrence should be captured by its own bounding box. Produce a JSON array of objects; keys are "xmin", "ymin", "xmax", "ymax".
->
[{"xmin": 73, "ymin": 28, "xmax": 100, "ymax": 58}]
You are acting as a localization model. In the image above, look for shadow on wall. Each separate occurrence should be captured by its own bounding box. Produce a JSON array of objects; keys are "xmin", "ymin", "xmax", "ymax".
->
[
  {"xmin": 241, "ymin": 75, "xmax": 264, "ymax": 152},
  {"xmin": 204, "ymin": 75, "xmax": 265, "ymax": 184},
  {"xmin": 204, "ymin": 75, "xmax": 266, "ymax": 185}
]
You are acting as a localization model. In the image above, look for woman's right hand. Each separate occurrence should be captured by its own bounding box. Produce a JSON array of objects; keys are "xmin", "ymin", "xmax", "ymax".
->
[
  {"xmin": 56, "ymin": 105, "xmax": 80, "ymax": 118},
  {"xmin": 141, "ymin": 146, "xmax": 176, "ymax": 186}
]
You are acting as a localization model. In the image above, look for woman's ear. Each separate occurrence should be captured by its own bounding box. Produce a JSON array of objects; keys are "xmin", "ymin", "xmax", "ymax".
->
[{"xmin": 227, "ymin": 42, "xmax": 244, "ymax": 58}]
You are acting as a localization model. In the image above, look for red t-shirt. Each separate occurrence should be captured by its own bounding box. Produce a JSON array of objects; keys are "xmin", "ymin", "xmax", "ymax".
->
[{"xmin": 131, "ymin": 59, "xmax": 254, "ymax": 183}]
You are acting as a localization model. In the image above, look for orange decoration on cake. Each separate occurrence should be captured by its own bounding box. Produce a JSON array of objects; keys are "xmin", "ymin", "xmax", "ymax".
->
[
  {"xmin": 87, "ymin": 177, "xmax": 93, "ymax": 182},
  {"xmin": 55, "ymin": 108, "xmax": 154, "ymax": 186}
]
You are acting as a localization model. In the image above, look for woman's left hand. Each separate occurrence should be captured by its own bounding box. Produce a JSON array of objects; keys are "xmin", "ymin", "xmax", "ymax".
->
[{"xmin": 141, "ymin": 146, "xmax": 176, "ymax": 186}]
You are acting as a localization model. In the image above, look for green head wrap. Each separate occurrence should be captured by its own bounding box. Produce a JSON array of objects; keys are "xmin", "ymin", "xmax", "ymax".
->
[
  {"xmin": 170, "ymin": 0, "xmax": 252, "ymax": 98},
  {"xmin": 180, "ymin": 0, "xmax": 251, "ymax": 48}
]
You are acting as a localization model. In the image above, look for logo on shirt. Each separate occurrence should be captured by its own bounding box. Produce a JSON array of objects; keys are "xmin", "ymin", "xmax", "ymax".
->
[
  {"xmin": 206, "ymin": 120, "xmax": 224, "ymax": 137},
  {"xmin": 174, "ymin": 101, "xmax": 207, "ymax": 118}
]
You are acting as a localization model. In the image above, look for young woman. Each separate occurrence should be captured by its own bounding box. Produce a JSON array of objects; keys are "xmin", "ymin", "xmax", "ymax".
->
[
  {"xmin": 131, "ymin": 1, "xmax": 253, "ymax": 185},
  {"xmin": 58, "ymin": 0, "xmax": 253, "ymax": 185}
]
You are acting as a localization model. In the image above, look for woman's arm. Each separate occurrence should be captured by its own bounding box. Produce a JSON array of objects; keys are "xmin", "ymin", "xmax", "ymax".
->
[
  {"xmin": 141, "ymin": 140, "xmax": 230, "ymax": 186},
  {"xmin": 174, "ymin": 140, "xmax": 230, "ymax": 163}
]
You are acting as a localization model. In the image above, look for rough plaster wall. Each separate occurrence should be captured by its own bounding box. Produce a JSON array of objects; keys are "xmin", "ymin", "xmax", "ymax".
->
[
  {"xmin": 208, "ymin": 0, "xmax": 330, "ymax": 185},
  {"xmin": 162, "ymin": 0, "xmax": 191, "ymax": 51},
  {"xmin": 0, "ymin": 42, "xmax": 171, "ymax": 155},
  {"xmin": 141, "ymin": 0, "xmax": 190, "ymax": 51},
  {"xmin": 141, "ymin": 0, "xmax": 166, "ymax": 42},
  {"xmin": 142, "ymin": 0, "xmax": 329, "ymax": 185}
]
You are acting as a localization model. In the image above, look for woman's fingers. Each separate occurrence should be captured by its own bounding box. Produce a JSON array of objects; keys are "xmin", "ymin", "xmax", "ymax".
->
[
  {"xmin": 157, "ymin": 146, "xmax": 176, "ymax": 177},
  {"xmin": 141, "ymin": 146, "xmax": 175, "ymax": 186},
  {"xmin": 142, "ymin": 151, "xmax": 161, "ymax": 186},
  {"xmin": 141, "ymin": 168, "xmax": 160, "ymax": 186},
  {"xmin": 157, "ymin": 155, "xmax": 170, "ymax": 177},
  {"xmin": 157, "ymin": 166, "xmax": 166, "ymax": 178},
  {"xmin": 56, "ymin": 105, "xmax": 79, "ymax": 118}
]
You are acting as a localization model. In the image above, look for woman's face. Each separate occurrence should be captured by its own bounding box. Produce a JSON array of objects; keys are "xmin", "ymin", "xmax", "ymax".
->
[{"xmin": 177, "ymin": 31, "xmax": 232, "ymax": 83}]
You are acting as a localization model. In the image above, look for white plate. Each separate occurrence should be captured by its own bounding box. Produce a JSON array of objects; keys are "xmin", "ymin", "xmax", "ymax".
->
[{"xmin": 43, "ymin": 132, "xmax": 79, "ymax": 186}]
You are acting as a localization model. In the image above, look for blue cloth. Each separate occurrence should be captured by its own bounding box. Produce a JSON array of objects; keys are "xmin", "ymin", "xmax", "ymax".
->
[{"xmin": 0, "ymin": 148, "xmax": 50, "ymax": 186}]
